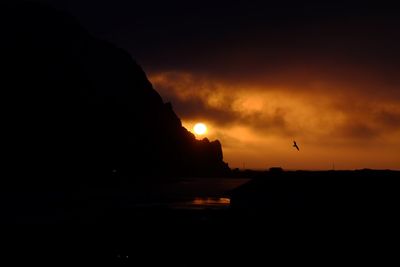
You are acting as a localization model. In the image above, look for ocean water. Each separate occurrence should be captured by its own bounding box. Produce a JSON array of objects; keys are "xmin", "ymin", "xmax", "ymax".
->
[{"xmin": 133, "ymin": 178, "xmax": 250, "ymax": 210}]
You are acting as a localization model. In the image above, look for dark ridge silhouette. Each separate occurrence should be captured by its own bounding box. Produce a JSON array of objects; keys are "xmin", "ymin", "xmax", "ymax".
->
[
  {"xmin": 1, "ymin": 2, "xmax": 229, "ymax": 185},
  {"xmin": 0, "ymin": 2, "xmax": 229, "ymax": 223}
]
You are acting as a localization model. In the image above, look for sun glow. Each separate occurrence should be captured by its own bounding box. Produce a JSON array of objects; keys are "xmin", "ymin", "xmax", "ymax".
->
[{"xmin": 193, "ymin": 123, "xmax": 207, "ymax": 135}]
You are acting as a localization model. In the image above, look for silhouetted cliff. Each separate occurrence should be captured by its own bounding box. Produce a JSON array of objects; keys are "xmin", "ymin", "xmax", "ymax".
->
[{"xmin": 1, "ymin": 2, "xmax": 229, "ymax": 190}]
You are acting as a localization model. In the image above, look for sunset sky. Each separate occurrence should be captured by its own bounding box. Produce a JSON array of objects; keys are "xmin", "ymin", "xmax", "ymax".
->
[{"xmin": 41, "ymin": 1, "xmax": 399, "ymax": 170}]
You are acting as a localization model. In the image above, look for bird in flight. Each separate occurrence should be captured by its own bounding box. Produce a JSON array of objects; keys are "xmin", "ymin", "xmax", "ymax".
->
[{"xmin": 293, "ymin": 141, "xmax": 299, "ymax": 151}]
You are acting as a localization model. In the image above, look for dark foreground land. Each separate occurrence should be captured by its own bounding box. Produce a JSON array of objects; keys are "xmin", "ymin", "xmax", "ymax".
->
[{"xmin": 3, "ymin": 170, "xmax": 399, "ymax": 265}]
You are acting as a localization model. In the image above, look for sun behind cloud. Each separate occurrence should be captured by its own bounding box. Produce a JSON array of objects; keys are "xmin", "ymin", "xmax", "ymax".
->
[{"xmin": 193, "ymin": 123, "xmax": 207, "ymax": 135}]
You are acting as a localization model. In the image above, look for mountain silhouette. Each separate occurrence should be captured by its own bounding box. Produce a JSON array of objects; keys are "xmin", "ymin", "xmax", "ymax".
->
[{"xmin": 1, "ymin": 2, "xmax": 229, "ymax": 192}]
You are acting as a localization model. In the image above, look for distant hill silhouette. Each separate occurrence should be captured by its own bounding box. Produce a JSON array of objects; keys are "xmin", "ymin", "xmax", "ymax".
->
[{"xmin": 1, "ymin": 2, "xmax": 229, "ymax": 191}]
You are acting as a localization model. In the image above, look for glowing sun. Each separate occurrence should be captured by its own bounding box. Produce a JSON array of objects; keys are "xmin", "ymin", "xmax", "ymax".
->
[{"xmin": 193, "ymin": 123, "xmax": 207, "ymax": 135}]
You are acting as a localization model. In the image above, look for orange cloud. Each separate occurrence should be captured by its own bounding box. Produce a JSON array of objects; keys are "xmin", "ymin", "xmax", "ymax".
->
[{"xmin": 149, "ymin": 71, "xmax": 400, "ymax": 170}]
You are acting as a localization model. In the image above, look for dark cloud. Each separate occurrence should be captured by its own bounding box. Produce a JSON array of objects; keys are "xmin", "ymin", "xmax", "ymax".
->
[
  {"xmin": 240, "ymin": 108, "xmax": 294, "ymax": 136},
  {"xmin": 152, "ymin": 72, "xmax": 297, "ymax": 136},
  {"xmin": 327, "ymin": 97, "xmax": 400, "ymax": 140},
  {"xmin": 375, "ymin": 110, "xmax": 400, "ymax": 129},
  {"xmin": 167, "ymin": 95, "xmax": 237, "ymax": 126},
  {"xmin": 37, "ymin": 1, "xmax": 400, "ymax": 66},
  {"xmin": 35, "ymin": 1, "xmax": 400, "ymax": 101},
  {"xmin": 338, "ymin": 122, "xmax": 379, "ymax": 140}
]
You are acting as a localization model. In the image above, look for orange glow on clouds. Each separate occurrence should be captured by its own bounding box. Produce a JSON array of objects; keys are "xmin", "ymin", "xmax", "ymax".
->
[{"xmin": 150, "ymin": 71, "xmax": 400, "ymax": 170}]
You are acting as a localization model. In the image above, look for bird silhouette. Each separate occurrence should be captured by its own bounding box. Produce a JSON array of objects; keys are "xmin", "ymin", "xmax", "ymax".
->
[{"xmin": 293, "ymin": 141, "xmax": 299, "ymax": 151}]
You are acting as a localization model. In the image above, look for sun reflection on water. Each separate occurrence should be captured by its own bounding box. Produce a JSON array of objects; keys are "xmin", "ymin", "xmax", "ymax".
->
[
  {"xmin": 170, "ymin": 197, "xmax": 231, "ymax": 210},
  {"xmin": 192, "ymin": 197, "xmax": 231, "ymax": 206}
]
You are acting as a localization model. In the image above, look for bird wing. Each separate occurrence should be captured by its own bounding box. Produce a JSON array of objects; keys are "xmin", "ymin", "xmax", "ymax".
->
[{"xmin": 293, "ymin": 141, "xmax": 299, "ymax": 150}]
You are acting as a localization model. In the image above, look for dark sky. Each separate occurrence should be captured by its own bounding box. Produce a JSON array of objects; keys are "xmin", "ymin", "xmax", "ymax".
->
[
  {"xmin": 33, "ymin": 0, "xmax": 400, "ymax": 169},
  {"xmin": 38, "ymin": 1, "xmax": 400, "ymax": 71}
]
